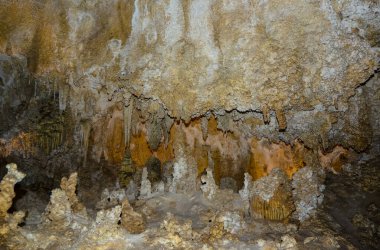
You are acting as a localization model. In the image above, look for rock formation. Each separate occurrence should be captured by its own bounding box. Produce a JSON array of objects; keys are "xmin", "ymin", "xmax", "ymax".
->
[
  {"xmin": 0, "ymin": 0, "xmax": 379, "ymax": 248},
  {"xmin": 0, "ymin": 163, "xmax": 25, "ymax": 238},
  {"xmin": 43, "ymin": 172, "xmax": 87, "ymax": 228}
]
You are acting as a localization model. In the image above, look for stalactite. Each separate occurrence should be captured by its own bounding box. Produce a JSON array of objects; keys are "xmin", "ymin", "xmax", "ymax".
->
[
  {"xmin": 201, "ymin": 116, "xmax": 208, "ymax": 141},
  {"xmin": 34, "ymin": 79, "xmax": 38, "ymax": 98},
  {"xmin": 275, "ymin": 108, "xmax": 287, "ymax": 131},
  {"xmin": 262, "ymin": 105, "xmax": 270, "ymax": 124},
  {"xmin": 163, "ymin": 115, "xmax": 174, "ymax": 148},
  {"xmin": 124, "ymin": 97, "xmax": 133, "ymax": 149},
  {"xmin": 146, "ymin": 116, "xmax": 163, "ymax": 151},
  {"xmin": 59, "ymin": 83, "xmax": 69, "ymax": 111},
  {"xmin": 80, "ymin": 120, "xmax": 91, "ymax": 168}
]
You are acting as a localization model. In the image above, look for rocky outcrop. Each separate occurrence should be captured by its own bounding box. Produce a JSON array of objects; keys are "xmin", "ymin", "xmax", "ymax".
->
[{"xmin": 0, "ymin": 163, "xmax": 25, "ymax": 238}]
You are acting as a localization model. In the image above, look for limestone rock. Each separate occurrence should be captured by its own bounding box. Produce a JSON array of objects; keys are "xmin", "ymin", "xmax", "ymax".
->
[
  {"xmin": 96, "ymin": 188, "xmax": 126, "ymax": 210},
  {"xmin": 95, "ymin": 205, "xmax": 122, "ymax": 225},
  {"xmin": 218, "ymin": 211, "xmax": 246, "ymax": 234},
  {"xmin": 121, "ymin": 198, "xmax": 146, "ymax": 234},
  {"xmin": 292, "ymin": 167, "xmax": 325, "ymax": 222},
  {"xmin": 159, "ymin": 212, "xmax": 200, "ymax": 248},
  {"xmin": 277, "ymin": 235, "xmax": 298, "ymax": 250}
]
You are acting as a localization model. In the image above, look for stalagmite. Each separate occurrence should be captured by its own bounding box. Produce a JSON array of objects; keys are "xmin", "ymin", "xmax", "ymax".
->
[
  {"xmin": 239, "ymin": 172, "xmax": 253, "ymax": 201},
  {"xmin": 60, "ymin": 172, "xmax": 87, "ymax": 216},
  {"xmin": 0, "ymin": 164, "xmax": 25, "ymax": 216},
  {"xmin": 139, "ymin": 167, "xmax": 152, "ymax": 199},
  {"xmin": 120, "ymin": 198, "xmax": 146, "ymax": 234},
  {"xmin": 43, "ymin": 172, "xmax": 87, "ymax": 228},
  {"xmin": 58, "ymin": 83, "xmax": 69, "ymax": 111},
  {"xmin": 200, "ymin": 168, "xmax": 218, "ymax": 200}
]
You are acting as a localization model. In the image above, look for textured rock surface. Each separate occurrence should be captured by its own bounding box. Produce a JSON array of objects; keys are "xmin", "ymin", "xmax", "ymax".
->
[
  {"xmin": 0, "ymin": 0, "xmax": 379, "ymax": 248},
  {"xmin": 0, "ymin": 163, "xmax": 25, "ymax": 217},
  {"xmin": 1, "ymin": 162, "xmax": 378, "ymax": 249},
  {"xmin": 292, "ymin": 166, "xmax": 325, "ymax": 222},
  {"xmin": 43, "ymin": 172, "xmax": 87, "ymax": 228},
  {"xmin": 120, "ymin": 198, "xmax": 146, "ymax": 234},
  {"xmin": 0, "ymin": 0, "xmax": 378, "ymax": 150}
]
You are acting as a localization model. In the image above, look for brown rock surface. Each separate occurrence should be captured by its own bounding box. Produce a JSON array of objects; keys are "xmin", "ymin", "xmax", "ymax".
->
[{"xmin": 120, "ymin": 198, "xmax": 146, "ymax": 234}]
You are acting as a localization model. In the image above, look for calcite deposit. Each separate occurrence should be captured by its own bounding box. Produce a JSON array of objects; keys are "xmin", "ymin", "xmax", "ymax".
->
[{"xmin": 0, "ymin": 0, "xmax": 379, "ymax": 249}]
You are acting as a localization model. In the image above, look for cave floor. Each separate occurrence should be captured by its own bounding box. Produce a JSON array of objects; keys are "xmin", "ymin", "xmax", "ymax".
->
[{"xmin": 2, "ymin": 159, "xmax": 379, "ymax": 249}]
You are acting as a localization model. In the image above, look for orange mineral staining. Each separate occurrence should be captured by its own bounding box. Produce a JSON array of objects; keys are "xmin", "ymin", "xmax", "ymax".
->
[
  {"xmin": 249, "ymin": 139, "xmax": 306, "ymax": 180},
  {"xmin": 318, "ymin": 146, "xmax": 353, "ymax": 173}
]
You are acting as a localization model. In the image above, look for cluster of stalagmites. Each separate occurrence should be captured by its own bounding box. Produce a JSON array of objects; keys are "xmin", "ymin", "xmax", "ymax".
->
[
  {"xmin": 43, "ymin": 171, "xmax": 146, "ymax": 235},
  {"xmin": 200, "ymin": 166, "xmax": 324, "ymax": 223},
  {"xmin": 1, "ymin": 160, "xmax": 326, "ymax": 249},
  {"xmin": 0, "ymin": 163, "xmax": 147, "ymax": 248}
]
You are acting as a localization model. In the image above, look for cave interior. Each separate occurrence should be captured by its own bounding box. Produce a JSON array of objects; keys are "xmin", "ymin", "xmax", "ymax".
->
[{"xmin": 0, "ymin": 0, "xmax": 379, "ymax": 249}]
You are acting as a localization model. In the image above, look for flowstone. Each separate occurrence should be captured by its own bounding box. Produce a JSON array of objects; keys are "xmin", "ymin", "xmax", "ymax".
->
[{"xmin": 250, "ymin": 168, "xmax": 295, "ymax": 221}]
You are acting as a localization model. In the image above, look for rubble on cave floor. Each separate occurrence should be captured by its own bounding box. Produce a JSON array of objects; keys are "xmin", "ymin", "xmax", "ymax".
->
[{"xmin": 1, "ymin": 160, "xmax": 379, "ymax": 250}]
